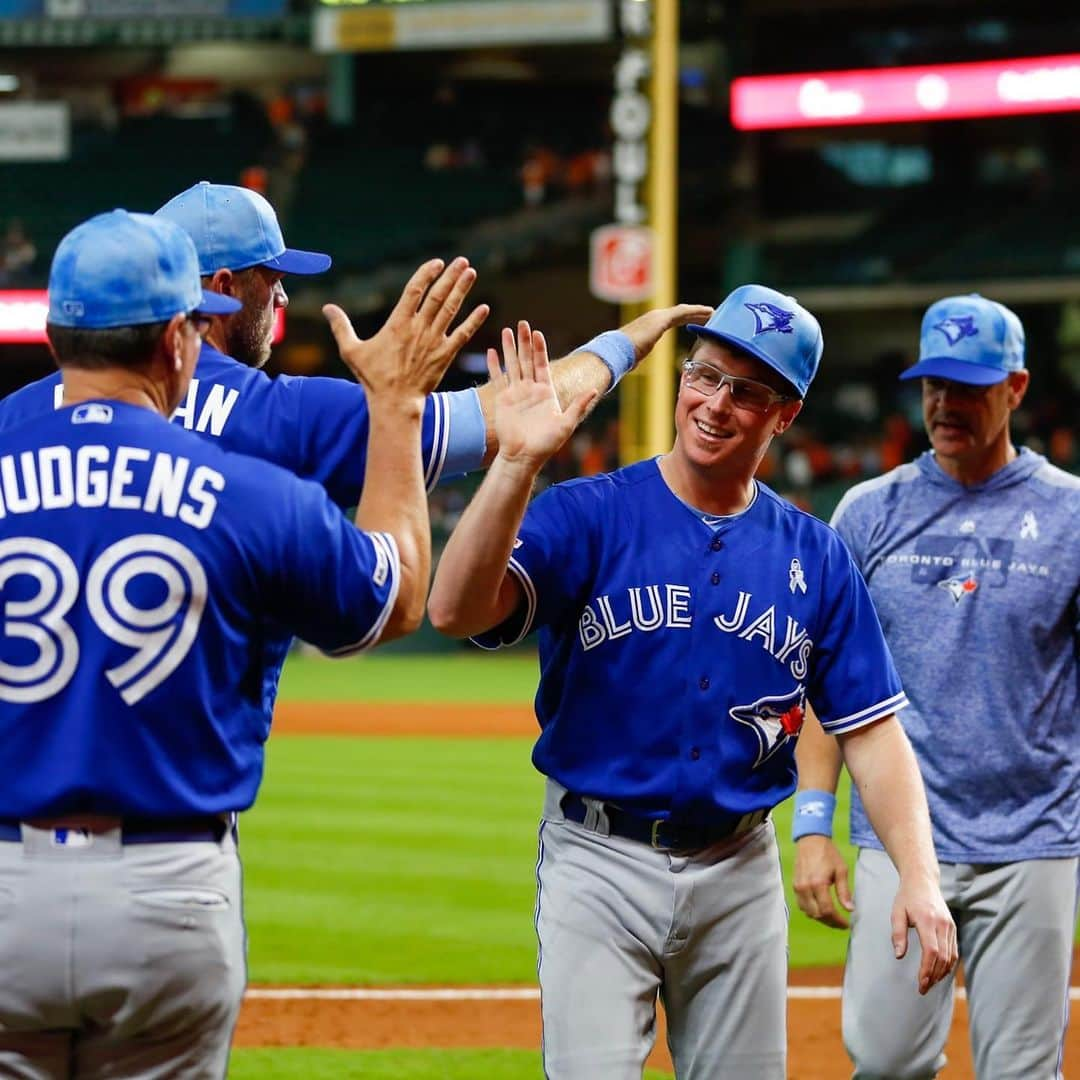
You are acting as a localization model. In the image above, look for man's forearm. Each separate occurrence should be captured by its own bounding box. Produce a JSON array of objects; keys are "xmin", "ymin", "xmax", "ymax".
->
[
  {"xmin": 839, "ymin": 717, "xmax": 939, "ymax": 881},
  {"xmin": 355, "ymin": 397, "xmax": 430, "ymax": 638},
  {"xmin": 795, "ymin": 705, "xmax": 844, "ymax": 792},
  {"xmin": 428, "ymin": 454, "xmax": 537, "ymax": 637},
  {"xmin": 475, "ymin": 350, "xmax": 609, "ymax": 466}
]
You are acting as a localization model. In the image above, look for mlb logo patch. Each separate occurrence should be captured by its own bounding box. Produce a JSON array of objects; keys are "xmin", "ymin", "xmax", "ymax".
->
[{"xmin": 72, "ymin": 403, "xmax": 113, "ymax": 425}]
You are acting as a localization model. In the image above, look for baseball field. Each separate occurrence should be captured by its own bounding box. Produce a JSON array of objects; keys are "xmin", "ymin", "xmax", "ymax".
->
[{"xmin": 228, "ymin": 650, "xmax": 1079, "ymax": 1079}]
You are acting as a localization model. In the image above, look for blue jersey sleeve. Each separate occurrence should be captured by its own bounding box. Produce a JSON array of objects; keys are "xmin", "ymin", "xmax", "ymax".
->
[
  {"xmin": 257, "ymin": 472, "xmax": 400, "ymax": 655},
  {"xmin": 807, "ymin": 533, "xmax": 907, "ymax": 734},
  {"xmin": 289, "ymin": 381, "xmax": 487, "ymax": 505},
  {"xmin": 471, "ymin": 482, "xmax": 595, "ymax": 649}
]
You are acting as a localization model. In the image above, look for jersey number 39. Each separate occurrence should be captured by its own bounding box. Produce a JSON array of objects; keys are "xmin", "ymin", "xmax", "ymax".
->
[{"xmin": 0, "ymin": 535, "xmax": 207, "ymax": 705}]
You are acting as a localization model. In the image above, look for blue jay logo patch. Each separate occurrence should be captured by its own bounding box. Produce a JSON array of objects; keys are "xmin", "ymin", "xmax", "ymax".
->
[
  {"xmin": 730, "ymin": 684, "xmax": 806, "ymax": 768},
  {"xmin": 937, "ymin": 574, "xmax": 978, "ymax": 603},
  {"xmin": 933, "ymin": 315, "xmax": 978, "ymax": 347},
  {"xmin": 744, "ymin": 302, "xmax": 795, "ymax": 336}
]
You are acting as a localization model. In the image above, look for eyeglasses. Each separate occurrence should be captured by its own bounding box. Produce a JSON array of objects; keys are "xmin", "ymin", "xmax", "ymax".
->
[
  {"xmin": 682, "ymin": 360, "xmax": 793, "ymax": 414},
  {"xmin": 186, "ymin": 312, "xmax": 213, "ymax": 338}
]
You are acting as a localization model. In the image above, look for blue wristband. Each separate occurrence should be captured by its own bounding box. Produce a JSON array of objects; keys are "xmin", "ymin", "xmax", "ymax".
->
[
  {"xmin": 576, "ymin": 330, "xmax": 636, "ymax": 391},
  {"xmin": 792, "ymin": 790, "xmax": 836, "ymax": 841}
]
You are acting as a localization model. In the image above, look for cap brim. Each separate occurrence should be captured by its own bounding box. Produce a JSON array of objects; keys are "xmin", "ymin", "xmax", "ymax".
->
[
  {"xmin": 687, "ymin": 324, "xmax": 803, "ymax": 397},
  {"xmin": 263, "ymin": 247, "xmax": 332, "ymax": 275},
  {"xmin": 899, "ymin": 357, "xmax": 1010, "ymax": 385},
  {"xmin": 195, "ymin": 289, "xmax": 243, "ymax": 317}
]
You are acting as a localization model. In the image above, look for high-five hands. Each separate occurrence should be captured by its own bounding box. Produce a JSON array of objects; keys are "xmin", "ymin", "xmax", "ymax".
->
[
  {"xmin": 490, "ymin": 321, "xmax": 598, "ymax": 472},
  {"xmin": 323, "ymin": 256, "xmax": 489, "ymax": 403}
]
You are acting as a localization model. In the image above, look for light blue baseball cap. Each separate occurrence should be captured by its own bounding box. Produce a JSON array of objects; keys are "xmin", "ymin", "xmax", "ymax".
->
[
  {"xmin": 900, "ymin": 294, "xmax": 1025, "ymax": 386},
  {"xmin": 687, "ymin": 284, "xmax": 824, "ymax": 398},
  {"xmin": 47, "ymin": 209, "xmax": 242, "ymax": 330},
  {"xmin": 155, "ymin": 181, "xmax": 331, "ymax": 276}
]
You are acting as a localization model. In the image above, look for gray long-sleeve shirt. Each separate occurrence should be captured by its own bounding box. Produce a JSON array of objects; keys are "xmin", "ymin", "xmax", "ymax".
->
[{"xmin": 831, "ymin": 448, "xmax": 1079, "ymax": 863}]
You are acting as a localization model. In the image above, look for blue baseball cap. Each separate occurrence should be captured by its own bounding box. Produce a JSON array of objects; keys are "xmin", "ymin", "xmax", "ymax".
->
[
  {"xmin": 900, "ymin": 294, "xmax": 1025, "ymax": 386},
  {"xmin": 687, "ymin": 284, "xmax": 823, "ymax": 398},
  {"xmin": 47, "ymin": 209, "xmax": 242, "ymax": 330},
  {"xmin": 155, "ymin": 181, "xmax": 331, "ymax": 276}
]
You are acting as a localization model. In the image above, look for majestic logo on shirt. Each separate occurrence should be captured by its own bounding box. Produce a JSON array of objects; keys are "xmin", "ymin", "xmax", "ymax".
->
[
  {"xmin": 744, "ymin": 302, "xmax": 794, "ymax": 336},
  {"xmin": 959, "ymin": 519, "xmax": 976, "ymax": 534},
  {"xmin": 933, "ymin": 315, "xmax": 978, "ymax": 346},
  {"xmin": 51, "ymin": 828, "xmax": 93, "ymax": 848},
  {"xmin": 730, "ymin": 684, "xmax": 807, "ymax": 768},
  {"xmin": 1019, "ymin": 511, "xmax": 1039, "ymax": 540},
  {"xmin": 788, "ymin": 558, "xmax": 807, "ymax": 595},
  {"xmin": 938, "ymin": 575, "xmax": 978, "ymax": 603}
]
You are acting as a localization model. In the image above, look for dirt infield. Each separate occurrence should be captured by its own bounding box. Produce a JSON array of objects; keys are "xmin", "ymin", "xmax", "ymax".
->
[
  {"xmin": 272, "ymin": 700, "xmax": 536, "ymax": 737},
  {"xmin": 258, "ymin": 700, "xmax": 1079, "ymax": 1077},
  {"xmin": 234, "ymin": 985, "xmax": 1079, "ymax": 1078}
]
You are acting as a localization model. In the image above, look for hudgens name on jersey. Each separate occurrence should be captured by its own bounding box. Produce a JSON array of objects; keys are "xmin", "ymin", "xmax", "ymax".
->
[{"xmin": 0, "ymin": 444, "xmax": 224, "ymax": 528}]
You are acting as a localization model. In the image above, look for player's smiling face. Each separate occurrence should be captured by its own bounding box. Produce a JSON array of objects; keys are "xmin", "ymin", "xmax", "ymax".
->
[{"xmin": 673, "ymin": 340, "xmax": 801, "ymax": 479}]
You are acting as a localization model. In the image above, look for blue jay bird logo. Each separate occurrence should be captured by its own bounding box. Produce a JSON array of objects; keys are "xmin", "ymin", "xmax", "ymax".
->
[
  {"xmin": 730, "ymin": 685, "xmax": 807, "ymax": 768},
  {"xmin": 744, "ymin": 302, "xmax": 795, "ymax": 336},
  {"xmin": 933, "ymin": 315, "xmax": 979, "ymax": 347},
  {"xmin": 938, "ymin": 575, "xmax": 978, "ymax": 604}
]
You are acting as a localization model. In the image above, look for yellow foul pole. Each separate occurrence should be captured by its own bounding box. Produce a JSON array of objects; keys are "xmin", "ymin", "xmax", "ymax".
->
[
  {"xmin": 644, "ymin": 0, "xmax": 679, "ymax": 456},
  {"xmin": 617, "ymin": 0, "xmax": 679, "ymax": 463}
]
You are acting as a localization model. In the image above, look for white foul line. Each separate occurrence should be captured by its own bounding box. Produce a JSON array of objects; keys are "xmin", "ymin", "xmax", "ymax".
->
[{"xmin": 245, "ymin": 986, "xmax": 1080, "ymax": 1002}]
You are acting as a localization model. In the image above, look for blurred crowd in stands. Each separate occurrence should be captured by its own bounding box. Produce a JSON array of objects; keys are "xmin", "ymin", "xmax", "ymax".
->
[{"xmin": 0, "ymin": 220, "xmax": 38, "ymax": 286}]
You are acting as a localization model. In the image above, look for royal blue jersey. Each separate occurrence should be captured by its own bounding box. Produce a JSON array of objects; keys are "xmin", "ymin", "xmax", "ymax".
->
[
  {"xmin": 0, "ymin": 401, "xmax": 399, "ymax": 819},
  {"xmin": 0, "ymin": 341, "xmax": 487, "ymax": 505},
  {"xmin": 833, "ymin": 449, "xmax": 1080, "ymax": 861},
  {"xmin": 474, "ymin": 458, "xmax": 906, "ymax": 822}
]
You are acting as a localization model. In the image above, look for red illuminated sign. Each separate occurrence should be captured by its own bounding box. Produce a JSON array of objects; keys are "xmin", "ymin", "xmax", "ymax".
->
[
  {"xmin": 731, "ymin": 53, "xmax": 1080, "ymax": 130},
  {"xmin": 0, "ymin": 290, "xmax": 49, "ymax": 343},
  {"xmin": 0, "ymin": 291, "xmax": 285, "ymax": 345}
]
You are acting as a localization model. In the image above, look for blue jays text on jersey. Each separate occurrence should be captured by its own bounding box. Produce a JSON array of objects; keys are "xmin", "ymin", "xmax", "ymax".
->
[
  {"xmin": 0, "ymin": 401, "xmax": 399, "ymax": 821},
  {"xmin": 831, "ymin": 448, "xmax": 1080, "ymax": 862},
  {"xmin": 0, "ymin": 340, "xmax": 487, "ymax": 506},
  {"xmin": 474, "ymin": 458, "xmax": 906, "ymax": 823}
]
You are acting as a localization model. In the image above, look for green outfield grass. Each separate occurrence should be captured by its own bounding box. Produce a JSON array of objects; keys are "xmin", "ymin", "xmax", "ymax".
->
[
  {"xmin": 229, "ymin": 1048, "xmax": 673, "ymax": 1079},
  {"xmin": 277, "ymin": 650, "xmax": 540, "ymax": 704}
]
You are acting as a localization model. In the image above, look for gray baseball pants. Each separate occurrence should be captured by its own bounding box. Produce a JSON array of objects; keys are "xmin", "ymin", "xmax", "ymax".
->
[
  {"xmin": 535, "ymin": 780, "xmax": 788, "ymax": 1080},
  {"xmin": 843, "ymin": 847, "xmax": 1079, "ymax": 1080},
  {"xmin": 0, "ymin": 824, "xmax": 246, "ymax": 1079}
]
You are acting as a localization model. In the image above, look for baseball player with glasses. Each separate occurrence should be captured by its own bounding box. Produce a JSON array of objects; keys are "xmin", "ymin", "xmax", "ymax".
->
[
  {"xmin": 794, "ymin": 293, "xmax": 1080, "ymax": 1080},
  {"xmin": 428, "ymin": 283, "xmax": 958, "ymax": 1079},
  {"xmin": 0, "ymin": 208, "xmax": 454, "ymax": 1077}
]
